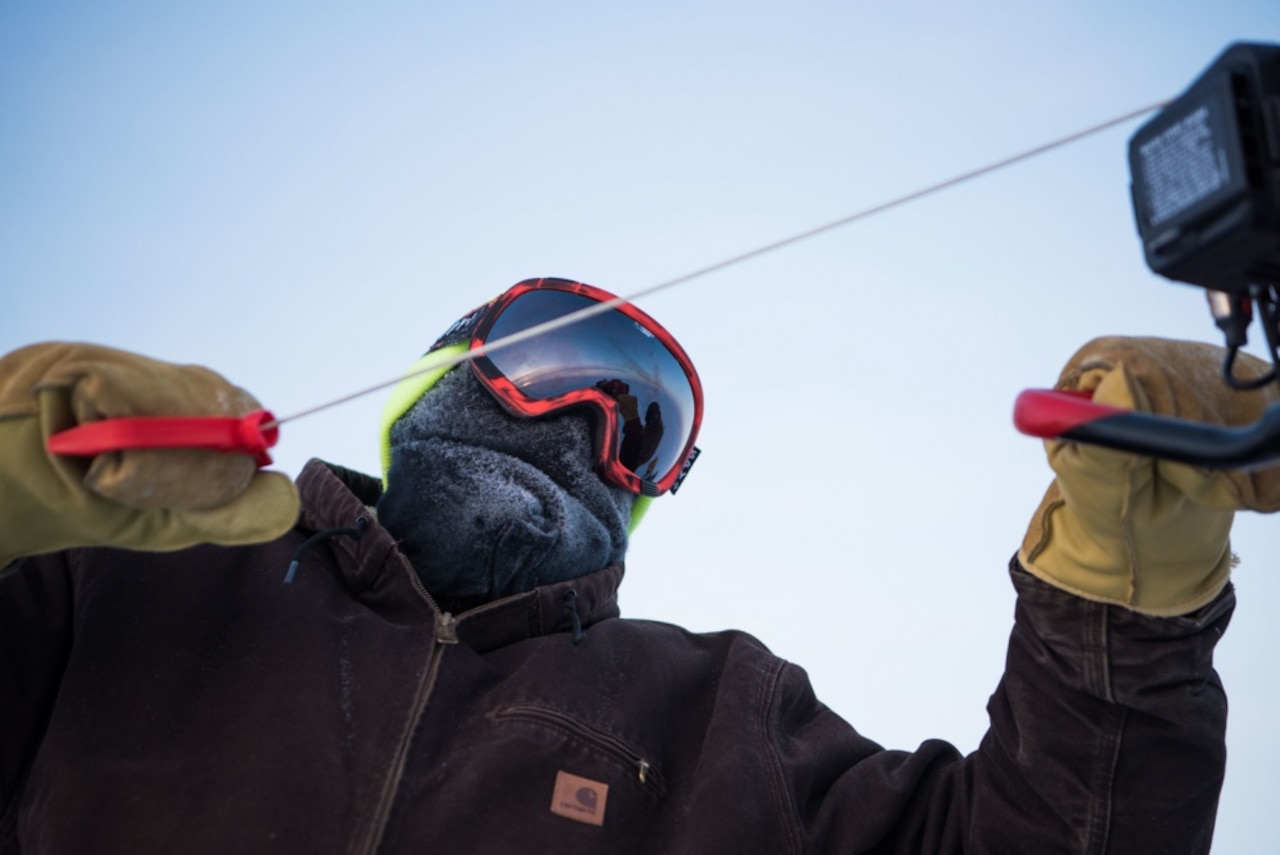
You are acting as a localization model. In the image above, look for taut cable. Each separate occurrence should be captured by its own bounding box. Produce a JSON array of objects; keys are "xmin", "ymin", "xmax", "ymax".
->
[{"xmin": 265, "ymin": 100, "xmax": 1167, "ymax": 431}]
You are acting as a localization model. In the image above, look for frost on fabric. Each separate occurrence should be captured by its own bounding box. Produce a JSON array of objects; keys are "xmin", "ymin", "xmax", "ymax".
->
[{"xmin": 375, "ymin": 367, "xmax": 634, "ymax": 612}]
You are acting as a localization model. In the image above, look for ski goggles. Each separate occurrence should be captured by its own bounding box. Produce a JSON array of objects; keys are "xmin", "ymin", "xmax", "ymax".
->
[{"xmin": 443, "ymin": 278, "xmax": 703, "ymax": 497}]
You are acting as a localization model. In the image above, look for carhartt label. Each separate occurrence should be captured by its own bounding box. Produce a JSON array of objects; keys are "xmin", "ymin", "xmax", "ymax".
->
[{"xmin": 550, "ymin": 770, "xmax": 609, "ymax": 827}]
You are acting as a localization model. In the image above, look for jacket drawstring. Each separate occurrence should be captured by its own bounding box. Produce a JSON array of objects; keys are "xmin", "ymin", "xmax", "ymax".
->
[
  {"xmin": 562, "ymin": 589, "xmax": 586, "ymax": 645},
  {"xmin": 284, "ymin": 517, "xmax": 369, "ymax": 584}
]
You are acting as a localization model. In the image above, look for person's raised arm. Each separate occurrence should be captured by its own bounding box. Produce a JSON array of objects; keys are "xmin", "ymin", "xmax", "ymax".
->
[
  {"xmin": 767, "ymin": 337, "xmax": 1279, "ymax": 853},
  {"xmin": 998, "ymin": 336, "xmax": 1280, "ymax": 851}
]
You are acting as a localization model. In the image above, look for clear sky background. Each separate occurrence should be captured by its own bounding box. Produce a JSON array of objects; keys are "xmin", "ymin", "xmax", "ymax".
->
[{"xmin": 2, "ymin": 1, "xmax": 1277, "ymax": 849}]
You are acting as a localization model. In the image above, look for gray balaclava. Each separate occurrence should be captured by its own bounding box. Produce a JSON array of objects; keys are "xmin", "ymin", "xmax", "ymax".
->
[{"xmin": 376, "ymin": 363, "xmax": 635, "ymax": 614}]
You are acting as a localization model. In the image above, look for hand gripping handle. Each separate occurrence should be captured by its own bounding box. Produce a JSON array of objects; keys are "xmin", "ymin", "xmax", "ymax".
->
[
  {"xmin": 46, "ymin": 410, "xmax": 279, "ymax": 467},
  {"xmin": 1014, "ymin": 389, "xmax": 1280, "ymax": 469}
]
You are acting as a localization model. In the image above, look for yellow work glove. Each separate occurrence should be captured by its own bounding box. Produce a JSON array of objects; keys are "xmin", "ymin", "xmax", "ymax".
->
[
  {"xmin": 1019, "ymin": 336, "xmax": 1280, "ymax": 616},
  {"xmin": 0, "ymin": 342, "xmax": 300, "ymax": 568}
]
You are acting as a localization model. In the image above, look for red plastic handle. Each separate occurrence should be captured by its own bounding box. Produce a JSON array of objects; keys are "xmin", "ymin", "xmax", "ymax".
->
[
  {"xmin": 1016, "ymin": 387, "xmax": 1280, "ymax": 467},
  {"xmin": 1013, "ymin": 389, "xmax": 1129, "ymax": 439},
  {"xmin": 46, "ymin": 410, "xmax": 279, "ymax": 467}
]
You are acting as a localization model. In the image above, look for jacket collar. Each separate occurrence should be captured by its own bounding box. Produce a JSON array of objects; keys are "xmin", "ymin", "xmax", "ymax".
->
[
  {"xmin": 452, "ymin": 562, "xmax": 623, "ymax": 653},
  {"xmin": 293, "ymin": 459, "xmax": 624, "ymax": 651}
]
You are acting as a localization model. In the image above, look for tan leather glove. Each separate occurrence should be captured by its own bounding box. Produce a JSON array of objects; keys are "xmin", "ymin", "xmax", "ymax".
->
[
  {"xmin": 1019, "ymin": 336, "xmax": 1280, "ymax": 616},
  {"xmin": 0, "ymin": 342, "xmax": 300, "ymax": 568}
]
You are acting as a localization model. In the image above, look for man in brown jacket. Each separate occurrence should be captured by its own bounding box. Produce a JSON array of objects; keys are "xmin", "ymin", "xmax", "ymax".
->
[{"xmin": 2, "ymin": 277, "xmax": 1278, "ymax": 853}]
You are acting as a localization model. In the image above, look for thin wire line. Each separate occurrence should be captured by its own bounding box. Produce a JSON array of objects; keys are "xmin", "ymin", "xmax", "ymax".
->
[{"xmin": 267, "ymin": 100, "xmax": 1166, "ymax": 430}]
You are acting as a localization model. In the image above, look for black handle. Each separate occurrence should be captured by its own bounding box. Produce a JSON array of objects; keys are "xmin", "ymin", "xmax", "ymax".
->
[{"xmin": 1014, "ymin": 389, "xmax": 1280, "ymax": 468}]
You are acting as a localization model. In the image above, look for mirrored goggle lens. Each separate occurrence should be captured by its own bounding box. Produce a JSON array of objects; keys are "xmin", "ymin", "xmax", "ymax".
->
[{"xmin": 483, "ymin": 289, "xmax": 696, "ymax": 485}]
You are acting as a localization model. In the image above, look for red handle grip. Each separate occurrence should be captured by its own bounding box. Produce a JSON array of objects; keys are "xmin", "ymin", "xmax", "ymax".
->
[
  {"xmin": 1014, "ymin": 389, "xmax": 1280, "ymax": 468},
  {"xmin": 1013, "ymin": 389, "xmax": 1129, "ymax": 439},
  {"xmin": 46, "ymin": 410, "xmax": 279, "ymax": 467}
]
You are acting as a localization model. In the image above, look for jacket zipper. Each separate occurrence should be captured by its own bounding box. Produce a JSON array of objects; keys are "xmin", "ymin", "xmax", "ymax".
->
[
  {"xmin": 493, "ymin": 704, "xmax": 665, "ymax": 798},
  {"xmin": 356, "ymin": 608, "xmax": 459, "ymax": 855}
]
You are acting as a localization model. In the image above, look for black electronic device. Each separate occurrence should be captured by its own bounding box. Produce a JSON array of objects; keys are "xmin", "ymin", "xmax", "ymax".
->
[
  {"xmin": 1015, "ymin": 42, "xmax": 1280, "ymax": 466},
  {"xmin": 1129, "ymin": 41, "xmax": 1280, "ymax": 388}
]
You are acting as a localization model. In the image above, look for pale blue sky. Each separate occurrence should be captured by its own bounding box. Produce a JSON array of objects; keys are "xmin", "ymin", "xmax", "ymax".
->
[{"xmin": 3, "ymin": 2, "xmax": 1278, "ymax": 849}]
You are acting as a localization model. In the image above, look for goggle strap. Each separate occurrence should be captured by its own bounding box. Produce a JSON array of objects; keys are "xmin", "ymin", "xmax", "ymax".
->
[
  {"xmin": 627, "ymin": 495, "xmax": 654, "ymax": 534},
  {"xmin": 668, "ymin": 446, "xmax": 701, "ymax": 495}
]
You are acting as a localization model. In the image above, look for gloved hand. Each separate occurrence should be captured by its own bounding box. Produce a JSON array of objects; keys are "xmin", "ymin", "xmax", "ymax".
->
[
  {"xmin": 0, "ymin": 342, "xmax": 300, "ymax": 568},
  {"xmin": 1018, "ymin": 336, "xmax": 1280, "ymax": 616}
]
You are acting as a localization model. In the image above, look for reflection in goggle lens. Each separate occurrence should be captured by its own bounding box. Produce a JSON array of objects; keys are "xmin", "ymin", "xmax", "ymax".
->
[{"xmin": 484, "ymin": 290, "xmax": 695, "ymax": 484}]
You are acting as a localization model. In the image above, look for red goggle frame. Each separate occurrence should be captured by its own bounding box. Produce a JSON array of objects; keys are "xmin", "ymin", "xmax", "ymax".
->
[{"xmin": 462, "ymin": 278, "xmax": 703, "ymax": 497}]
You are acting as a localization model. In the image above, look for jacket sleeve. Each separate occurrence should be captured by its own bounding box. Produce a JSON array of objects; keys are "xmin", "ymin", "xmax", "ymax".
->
[
  {"xmin": 771, "ymin": 557, "xmax": 1231, "ymax": 854},
  {"xmin": 0, "ymin": 553, "xmax": 75, "ymax": 815}
]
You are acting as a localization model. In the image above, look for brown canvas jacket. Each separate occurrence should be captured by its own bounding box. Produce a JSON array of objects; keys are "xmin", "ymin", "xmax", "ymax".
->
[{"xmin": 0, "ymin": 460, "xmax": 1233, "ymax": 853}]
